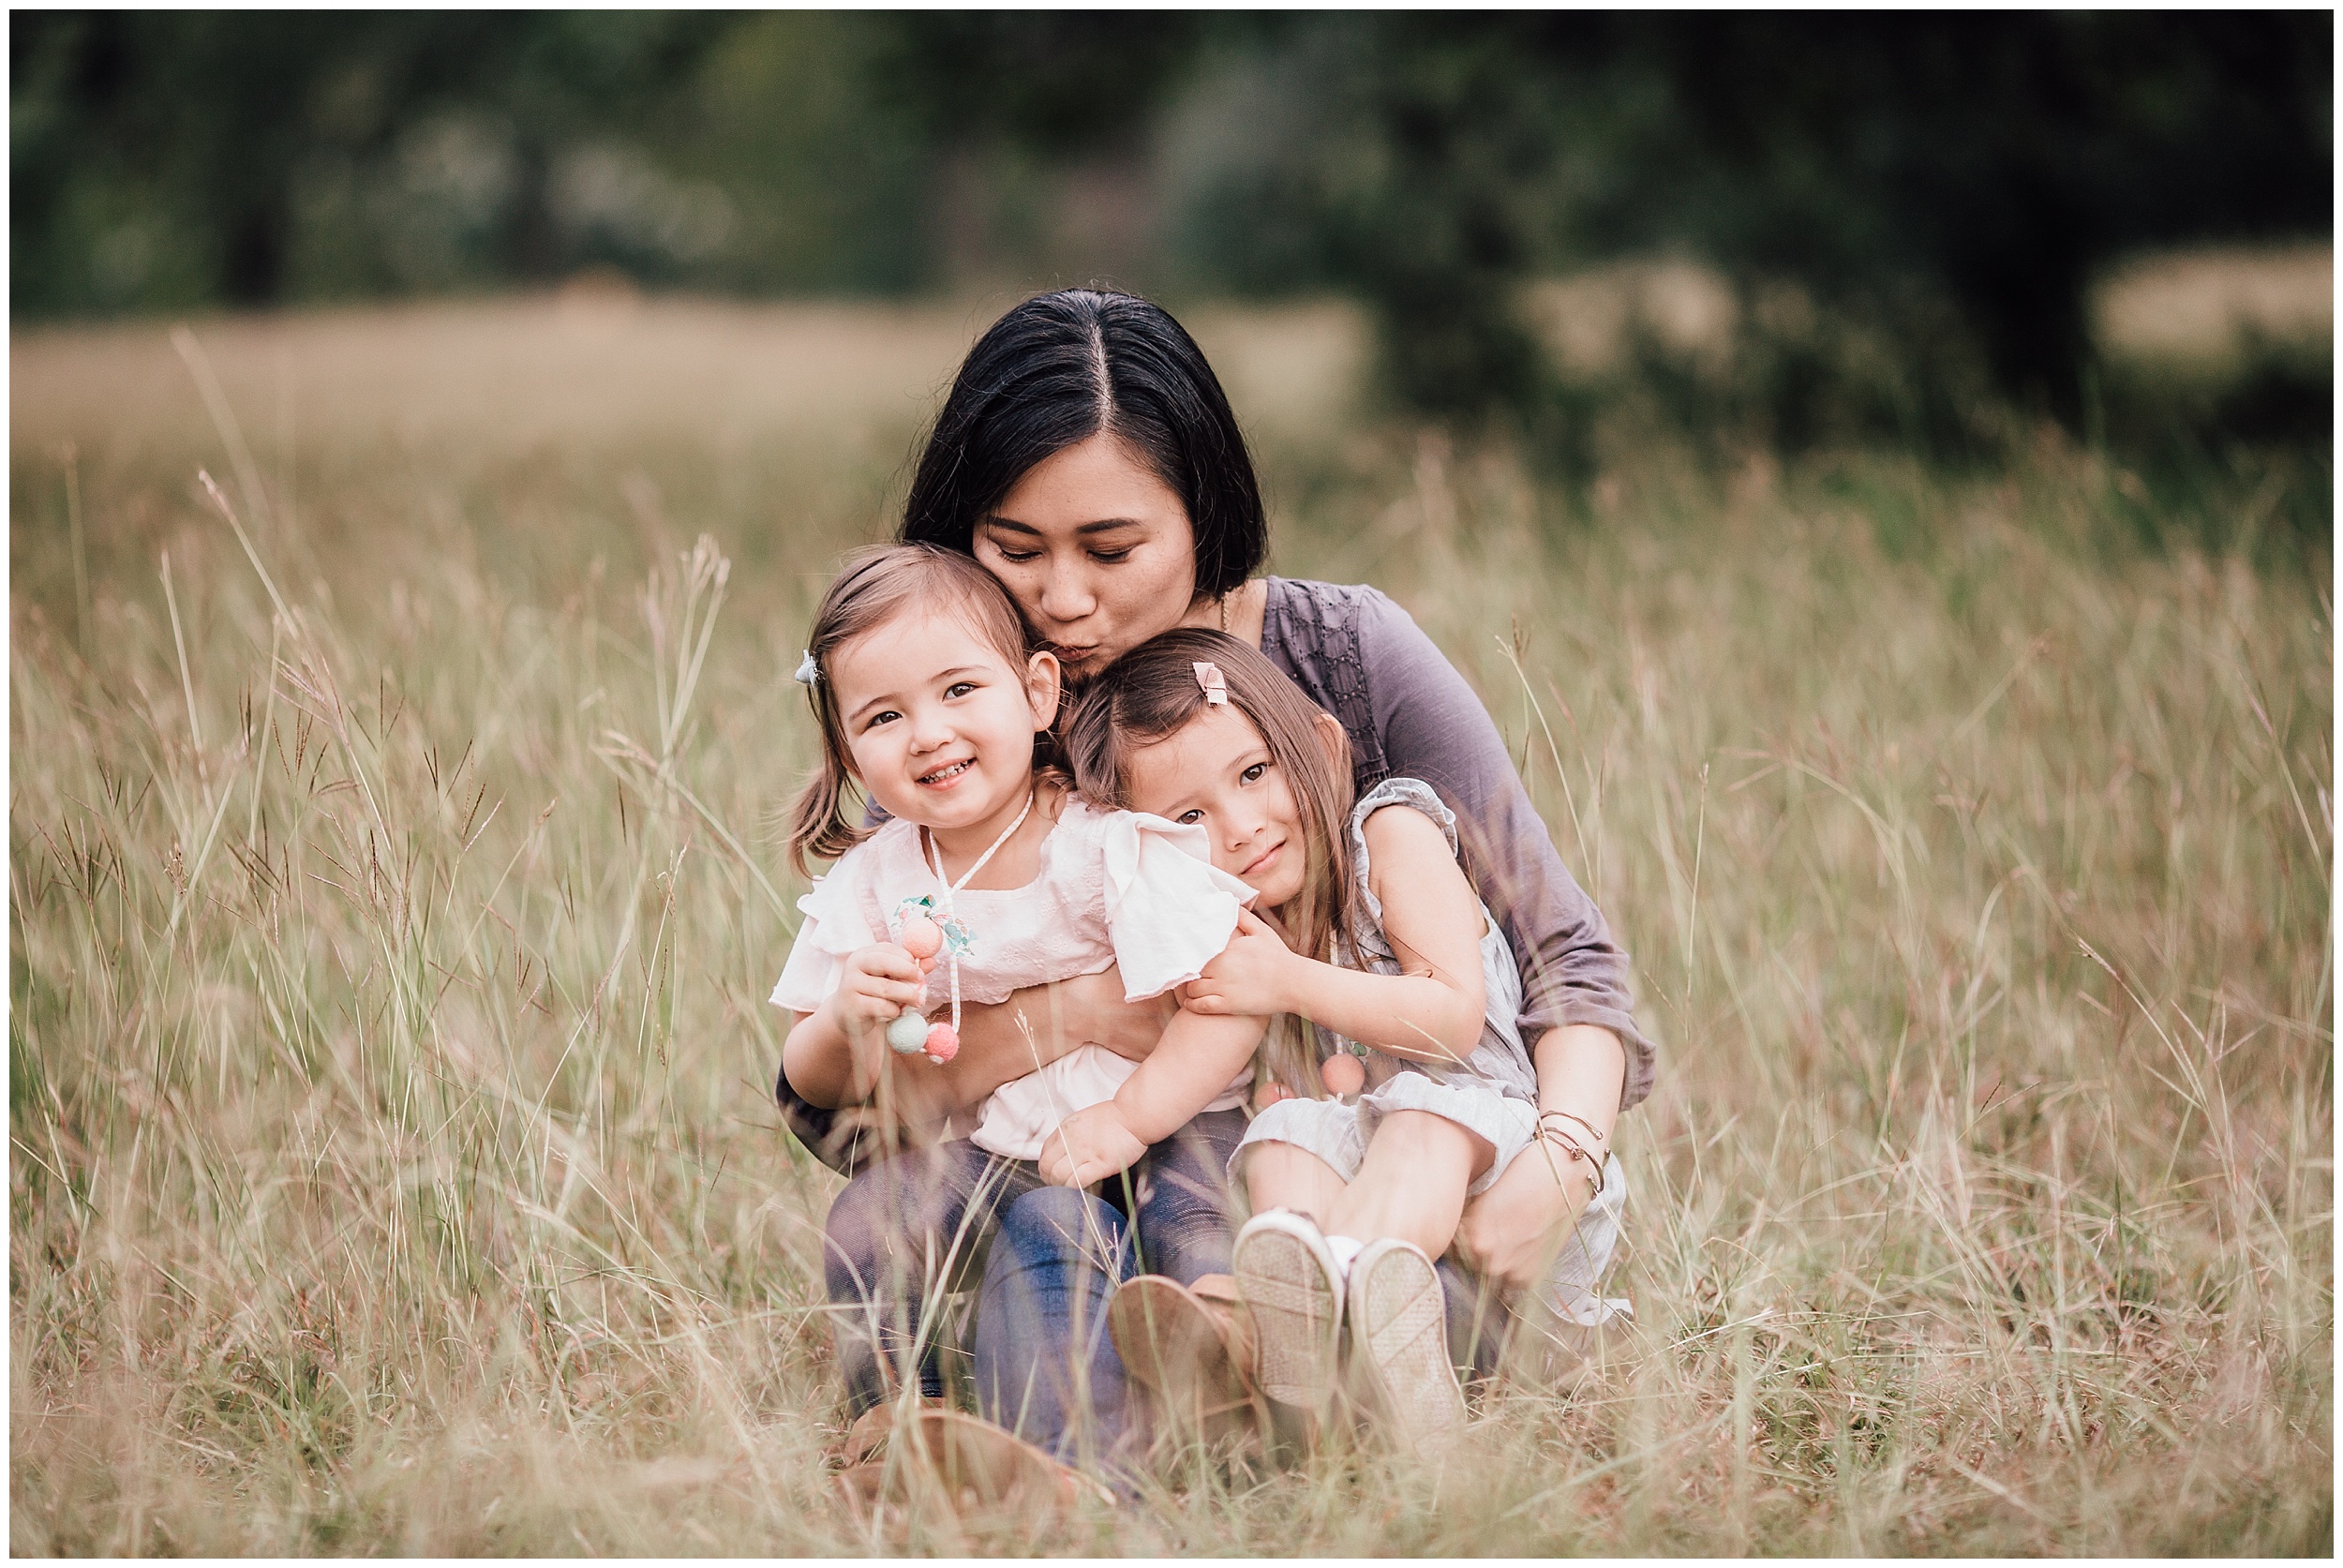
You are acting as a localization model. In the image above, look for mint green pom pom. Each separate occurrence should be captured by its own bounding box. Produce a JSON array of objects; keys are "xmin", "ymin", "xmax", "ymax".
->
[{"xmin": 885, "ymin": 1011, "xmax": 930, "ymax": 1054}]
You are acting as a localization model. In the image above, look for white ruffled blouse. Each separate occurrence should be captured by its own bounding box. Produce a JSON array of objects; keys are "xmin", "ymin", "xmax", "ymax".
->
[{"xmin": 770, "ymin": 798, "xmax": 1258, "ymax": 1157}]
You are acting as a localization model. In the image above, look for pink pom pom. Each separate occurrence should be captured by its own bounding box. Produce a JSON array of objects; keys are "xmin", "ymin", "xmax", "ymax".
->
[
  {"xmin": 922, "ymin": 1022, "xmax": 960, "ymax": 1063},
  {"xmin": 1320, "ymin": 1054, "xmax": 1366, "ymax": 1097},
  {"xmin": 899, "ymin": 915, "xmax": 943, "ymax": 961}
]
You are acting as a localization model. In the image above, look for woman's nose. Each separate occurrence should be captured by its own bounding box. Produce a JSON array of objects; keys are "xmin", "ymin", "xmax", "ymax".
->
[{"xmin": 1036, "ymin": 560, "xmax": 1095, "ymax": 626}]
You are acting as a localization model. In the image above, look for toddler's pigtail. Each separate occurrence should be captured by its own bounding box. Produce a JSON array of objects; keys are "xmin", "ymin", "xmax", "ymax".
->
[{"xmin": 787, "ymin": 754, "xmax": 869, "ymax": 878}]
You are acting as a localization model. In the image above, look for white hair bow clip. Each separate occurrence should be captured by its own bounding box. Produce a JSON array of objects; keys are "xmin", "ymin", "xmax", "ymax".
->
[
  {"xmin": 1193, "ymin": 661, "xmax": 1228, "ymax": 705},
  {"xmin": 794, "ymin": 650, "xmax": 820, "ymax": 686}
]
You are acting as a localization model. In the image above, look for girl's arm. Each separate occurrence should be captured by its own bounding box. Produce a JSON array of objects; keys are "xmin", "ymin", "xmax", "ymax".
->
[
  {"xmin": 780, "ymin": 941, "xmax": 950, "ymax": 1121},
  {"xmin": 1181, "ymin": 805, "xmax": 1489, "ymax": 1066},
  {"xmin": 1349, "ymin": 588, "xmax": 1654, "ymax": 1108},
  {"xmin": 1038, "ymin": 1008, "xmax": 1266, "ymax": 1187}
]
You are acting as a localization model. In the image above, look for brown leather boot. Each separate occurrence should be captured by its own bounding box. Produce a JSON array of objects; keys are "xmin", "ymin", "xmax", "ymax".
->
[
  {"xmin": 835, "ymin": 1401, "xmax": 1111, "ymax": 1520},
  {"xmin": 1109, "ymin": 1273, "xmax": 1269, "ymax": 1462}
]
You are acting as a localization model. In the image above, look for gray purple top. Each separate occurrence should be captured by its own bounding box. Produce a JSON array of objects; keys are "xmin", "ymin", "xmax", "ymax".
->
[{"xmin": 1258, "ymin": 576, "xmax": 1654, "ymax": 1110}]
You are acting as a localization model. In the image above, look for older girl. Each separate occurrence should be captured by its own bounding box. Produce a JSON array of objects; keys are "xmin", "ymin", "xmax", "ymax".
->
[{"xmin": 1063, "ymin": 630, "xmax": 1629, "ymax": 1449}]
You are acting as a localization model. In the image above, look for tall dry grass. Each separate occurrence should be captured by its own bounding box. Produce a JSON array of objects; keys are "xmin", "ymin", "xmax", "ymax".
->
[{"xmin": 9, "ymin": 300, "xmax": 2332, "ymax": 1554}]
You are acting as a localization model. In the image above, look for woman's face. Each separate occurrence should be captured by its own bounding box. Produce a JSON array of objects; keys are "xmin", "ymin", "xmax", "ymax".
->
[{"xmin": 971, "ymin": 433, "xmax": 1199, "ymax": 687}]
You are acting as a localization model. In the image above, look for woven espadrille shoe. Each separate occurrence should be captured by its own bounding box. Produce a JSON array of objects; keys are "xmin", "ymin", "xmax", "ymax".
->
[
  {"xmin": 1231, "ymin": 1211, "xmax": 1345, "ymax": 1424},
  {"xmin": 1347, "ymin": 1237, "xmax": 1466, "ymax": 1447}
]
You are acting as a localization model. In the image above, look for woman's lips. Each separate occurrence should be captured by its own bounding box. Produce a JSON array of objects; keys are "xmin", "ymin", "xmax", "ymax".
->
[{"xmin": 1045, "ymin": 643, "xmax": 1098, "ymax": 667}]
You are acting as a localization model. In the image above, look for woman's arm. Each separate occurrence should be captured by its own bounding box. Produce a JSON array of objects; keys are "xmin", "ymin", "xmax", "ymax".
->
[
  {"xmin": 777, "ymin": 967, "xmax": 1176, "ymax": 1167},
  {"xmin": 1452, "ymin": 1022, "xmax": 1626, "ymax": 1291},
  {"xmin": 1351, "ymin": 588, "xmax": 1656, "ymax": 1108},
  {"xmin": 1179, "ymin": 806, "xmax": 1488, "ymax": 1066}
]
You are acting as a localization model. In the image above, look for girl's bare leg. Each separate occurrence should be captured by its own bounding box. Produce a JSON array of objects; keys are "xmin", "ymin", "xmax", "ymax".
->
[
  {"xmin": 1243, "ymin": 1141, "xmax": 1348, "ymax": 1225},
  {"xmin": 1326, "ymin": 1111, "xmax": 1491, "ymax": 1260}
]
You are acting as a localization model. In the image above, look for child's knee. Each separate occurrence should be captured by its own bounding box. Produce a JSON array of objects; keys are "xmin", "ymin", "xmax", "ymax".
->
[
  {"xmin": 1375, "ymin": 1110, "xmax": 1494, "ymax": 1176},
  {"xmin": 1242, "ymin": 1140, "xmax": 1342, "ymax": 1218}
]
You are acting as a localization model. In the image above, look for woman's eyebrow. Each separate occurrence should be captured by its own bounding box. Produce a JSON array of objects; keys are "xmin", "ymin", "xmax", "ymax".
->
[{"xmin": 980, "ymin": 515, "xmax": 1145, "ymax": 536}]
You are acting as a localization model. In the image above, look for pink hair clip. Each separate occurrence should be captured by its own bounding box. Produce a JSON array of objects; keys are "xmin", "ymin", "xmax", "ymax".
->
[{"xmin": 1193, "ymin": 662, "xmax": 1228, "ymax": 705}]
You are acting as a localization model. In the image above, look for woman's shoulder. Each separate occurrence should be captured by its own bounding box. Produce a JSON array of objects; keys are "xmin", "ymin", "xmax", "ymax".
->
[
  {"xmin": 1264, "ymin": 576, "xmax": 1415, "ymax": 637},
  {"xmin": 1261, "ymin": 576, "xmax": 1438, "ymax": 713},
  {"xmin": 1262, "ymin": 577, "xmax": 1376, "ymax": 653}
]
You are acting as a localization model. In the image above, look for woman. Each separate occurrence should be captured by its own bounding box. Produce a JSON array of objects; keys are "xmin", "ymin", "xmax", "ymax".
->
[{"xmin": 779, "ymin": 289, "xmax": 1651, "ymax": 1481}]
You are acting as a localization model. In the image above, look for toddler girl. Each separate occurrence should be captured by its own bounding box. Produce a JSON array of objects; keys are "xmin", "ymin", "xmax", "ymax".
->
[
  {"xmin": 773, "ymin": 545, "xmax": 1277, "ymax": 1426},
  {"xmin": 1063, "ymin": 628, "xmax": 1618, "ymax": 1447}
]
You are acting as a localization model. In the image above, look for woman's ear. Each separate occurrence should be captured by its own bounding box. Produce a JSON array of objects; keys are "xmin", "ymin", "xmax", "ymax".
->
[{"xmin": 1024, "ymin": 649, "xmax": 1064, "ymax": 730}]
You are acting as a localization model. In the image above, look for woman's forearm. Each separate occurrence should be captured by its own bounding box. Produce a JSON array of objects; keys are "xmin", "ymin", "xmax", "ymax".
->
[
  {"xmin": 1533, "ymin": 1021, "xmax": 1625, "ymax": 1205},
  {"xmin": 786, "ymin": 967, "xmax": 1176, "ymax": 1121},
  {"xmin": 1450, "ymin": 1022, "xmax": 1625, "ymax": 1292},
  {"xmin": 1537, "ymin": 1023, "xmax": 1624, "ymax": 1131}
]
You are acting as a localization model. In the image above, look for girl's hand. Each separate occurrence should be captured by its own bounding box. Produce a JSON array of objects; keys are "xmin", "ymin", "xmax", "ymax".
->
[
  {"xmin": 1038, "ymin": 1102, "xmax": 1148, "ymax": 1187},
  {"xmin": 823, "ymin": 943, "xmax": 929, "ymax": 1035},
  {"xmin": 1177, "ymin": 910, "xmax": 1296, "ymax": 1018}
]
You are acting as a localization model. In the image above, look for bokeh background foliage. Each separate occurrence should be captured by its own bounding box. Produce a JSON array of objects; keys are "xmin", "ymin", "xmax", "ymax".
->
[
  {"xmin": 8, "ymin": 9, "xmax": 2335, "ymax": 1557},
  {"xmin": 12, "ymin": 11, "xmax": 2334, "ymax": 442}
]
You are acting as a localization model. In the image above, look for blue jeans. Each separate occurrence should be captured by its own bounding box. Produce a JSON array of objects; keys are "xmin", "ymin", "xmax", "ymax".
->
[
  {"xmin": 822, "ymin": 1109, "xmax": 1248, "ymax": 1471},
  {"xmin": 822, "ymin": 1104, "xmax": 1519, "ymax": 1471}
]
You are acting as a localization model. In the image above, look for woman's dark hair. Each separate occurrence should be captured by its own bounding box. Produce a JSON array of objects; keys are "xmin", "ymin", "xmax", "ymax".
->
[
  {"xmin": 1066, "ymin": 628, "xmax": 1354, "ymax": 1096},
  {"xmin": 900, "ymin": 289, "xmax": 1267, "ymax": 600}
]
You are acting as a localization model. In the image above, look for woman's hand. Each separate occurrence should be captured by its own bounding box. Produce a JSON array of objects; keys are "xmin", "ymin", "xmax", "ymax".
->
[
  {"xmin": 1037, "ymin": 1102, "xmax": 1148, "ymax": 1187},
  {"xmin": 1456, "ymin": 1022, "xmax": 1625, "ymax": 1292},
  {"xmin": 1177, "ymin": 910, "xmax": 1297, "ymax": 1017},
  {"xmin": 1453, "ymin": 1142, "xmax": 1593, "ymax": 1293}
]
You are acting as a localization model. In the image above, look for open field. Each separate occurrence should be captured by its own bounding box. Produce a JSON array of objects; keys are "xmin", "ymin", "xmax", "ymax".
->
[{"xmin": 9, "ymin": 297, "xmax": 2333, "ymax": 1553}]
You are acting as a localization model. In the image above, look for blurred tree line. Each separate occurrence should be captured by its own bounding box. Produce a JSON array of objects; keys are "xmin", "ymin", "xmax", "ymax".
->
[{"xmin": 13, "ymin": 11, "xmax": 2330, "ymax": 444}]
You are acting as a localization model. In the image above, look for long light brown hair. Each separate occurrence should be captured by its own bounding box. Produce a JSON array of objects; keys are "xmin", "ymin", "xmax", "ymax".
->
[
  {"xmin": 1065, "ymin": 628, "xmax": 1355, "ymax": 1095},
  {"xmin": 786, "ymin": 544, "xmax": 1040, "ymax": 877}
]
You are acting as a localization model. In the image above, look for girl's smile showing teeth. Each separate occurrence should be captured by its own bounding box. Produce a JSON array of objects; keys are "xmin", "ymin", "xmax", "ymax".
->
[{"xmin": 824, "ymin": 605, "xmax": 1062, "ymax": 860}]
